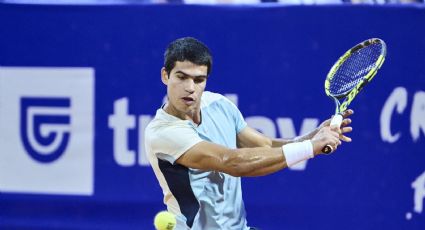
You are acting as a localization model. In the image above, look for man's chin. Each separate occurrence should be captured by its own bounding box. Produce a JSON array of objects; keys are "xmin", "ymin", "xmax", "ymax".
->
[{"xmin": 174, "ymin": 105, "xmax": 191, "ymax": 114}]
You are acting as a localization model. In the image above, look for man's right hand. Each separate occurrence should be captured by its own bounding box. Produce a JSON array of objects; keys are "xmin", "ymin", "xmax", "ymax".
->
[{"xmin": 311, "ymin": 126, "xmax": 342, "ymax": 155}]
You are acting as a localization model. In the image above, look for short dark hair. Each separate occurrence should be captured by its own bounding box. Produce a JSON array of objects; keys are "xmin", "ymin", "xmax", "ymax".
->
[{"xmin": 164, "ymin": 37, "xmax": 213, "ymax": 76}]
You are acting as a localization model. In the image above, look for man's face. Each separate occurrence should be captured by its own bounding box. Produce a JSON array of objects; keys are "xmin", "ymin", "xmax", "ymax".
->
[{"xmin": 162, "ymin": 60, "xmax": 208, "ymax": 117}]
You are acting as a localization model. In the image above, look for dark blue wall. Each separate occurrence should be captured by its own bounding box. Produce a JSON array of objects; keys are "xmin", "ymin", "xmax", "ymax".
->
[{"xmin": 0, "ymin": 4, "xmax": 424, "ymax": 230}]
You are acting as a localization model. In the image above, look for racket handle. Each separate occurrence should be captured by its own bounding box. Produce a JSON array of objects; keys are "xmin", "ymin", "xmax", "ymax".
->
[
  {"xmin": 322, "ymin": 114, "xmax": 343, "ymax": 154},
  {"xmin": 330, "ymin": 113, "xmax": 343, "ymax": 127}
]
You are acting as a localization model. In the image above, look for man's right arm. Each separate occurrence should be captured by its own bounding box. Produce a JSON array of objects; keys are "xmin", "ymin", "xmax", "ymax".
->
[{"xmin": 176, "ymin": 126, "xmax": 341, "ymax": 177}]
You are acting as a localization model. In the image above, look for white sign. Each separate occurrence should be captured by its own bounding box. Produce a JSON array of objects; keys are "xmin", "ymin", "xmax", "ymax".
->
[{"xmin": 0, "ymin": 67, "xmax": 95, "ymax": 195}]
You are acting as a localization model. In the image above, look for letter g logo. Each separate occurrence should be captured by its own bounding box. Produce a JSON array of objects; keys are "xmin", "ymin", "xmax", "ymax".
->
[
  {"xmin": 20, "ymin": 97, "xmax": 71, "ymax": 163},
  {"xmin": 1, "ymin": 67, "xmax": 94, "ymax": 195}
]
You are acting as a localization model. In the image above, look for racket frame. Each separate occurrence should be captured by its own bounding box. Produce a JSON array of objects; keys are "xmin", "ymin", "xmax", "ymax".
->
[{"xmin": 322, "ymin": 38, "xmax": 387, "ymax": 154}]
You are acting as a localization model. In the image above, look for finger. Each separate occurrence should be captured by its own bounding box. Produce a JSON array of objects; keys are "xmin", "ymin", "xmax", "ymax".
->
[
  {"xmin": 332, "ymin": 140, "xmax": 340, "ymax": 151},
  {"xmin": 333, "ymin": 139, "xmax": 342, "ymax": 153},
  {"xmin": 342, "ymin": 109, "xmax": 354, "ymax": 118},
  {"xmin": 339, "ymin": 134, "xmax": 352, "ymax": 142},
  {"xmin": 341, "ymin": 126, "xmax": 353, "ymax": 134},
  {"xmin": 335, "ymin": 137, "xmax": 342, "ymax": 145},
  {"xmin": 341, "ymin": 118, "xmax": 352, "ymax": 127}
]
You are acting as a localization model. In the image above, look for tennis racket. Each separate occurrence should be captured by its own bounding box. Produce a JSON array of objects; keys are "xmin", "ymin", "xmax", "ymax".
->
[{"xmin": 322, "ymin": 38, "xmax": 387, "ymax": 154}]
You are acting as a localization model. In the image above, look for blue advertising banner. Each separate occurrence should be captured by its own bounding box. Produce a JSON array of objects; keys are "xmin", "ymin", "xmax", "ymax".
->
[{"xmin": 0, "ymin": 3, "xmax": 424, "ymax": 230}]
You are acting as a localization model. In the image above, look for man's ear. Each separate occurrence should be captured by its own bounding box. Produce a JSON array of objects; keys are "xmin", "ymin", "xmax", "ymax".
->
[{"xmin": 161, "ymin": 67, "xmax": 169, "ymax": 85}]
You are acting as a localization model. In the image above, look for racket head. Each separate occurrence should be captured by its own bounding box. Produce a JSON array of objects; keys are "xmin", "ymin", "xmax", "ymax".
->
[{"xmin": 324, "ymin": 38, "xmax": 387, "ymax": 105}]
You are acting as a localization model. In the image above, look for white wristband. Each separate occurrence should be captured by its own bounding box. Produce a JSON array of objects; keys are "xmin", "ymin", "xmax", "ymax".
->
[{"xmin": 282, "ymin": 140, "xmax": 314, "ymax": 167}]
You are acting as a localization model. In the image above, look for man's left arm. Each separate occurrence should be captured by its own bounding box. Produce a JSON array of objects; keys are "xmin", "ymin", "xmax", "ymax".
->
[{"xmin": 237, "ymin": 109, "xmax": 354, "ymax": 148}]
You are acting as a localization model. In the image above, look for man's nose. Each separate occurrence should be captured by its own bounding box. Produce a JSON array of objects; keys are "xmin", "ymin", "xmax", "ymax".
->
[{"xmin": 185, "ymin": 79, "xmax": 195, "ymax": 93}]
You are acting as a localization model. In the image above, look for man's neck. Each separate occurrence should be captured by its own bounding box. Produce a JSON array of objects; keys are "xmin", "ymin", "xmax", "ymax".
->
[{"xmin": 164, "ymin": 104, "xmax": 202, "ymax": 125}]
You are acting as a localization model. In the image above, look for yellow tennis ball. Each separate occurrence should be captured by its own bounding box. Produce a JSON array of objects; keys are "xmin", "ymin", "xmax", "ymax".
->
[{"xmin": 154, "ymin": 211, "xmax": 176, "ymax": 230}]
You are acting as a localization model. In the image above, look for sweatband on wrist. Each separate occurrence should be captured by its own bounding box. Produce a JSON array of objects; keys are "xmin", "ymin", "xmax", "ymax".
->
[{"xmin": 282, "ymin": 140, "xmax": 314, "ymax": 167}]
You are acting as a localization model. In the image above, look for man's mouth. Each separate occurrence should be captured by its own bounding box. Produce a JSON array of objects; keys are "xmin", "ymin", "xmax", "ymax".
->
[{"xmin": 182, "ymin": 97, "xmax": 195, "ymax": 105}]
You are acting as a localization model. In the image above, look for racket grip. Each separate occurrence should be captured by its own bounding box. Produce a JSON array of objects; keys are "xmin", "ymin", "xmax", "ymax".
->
[
  {"xmin": 330, "ymin": 113, "xmax": 343, "ymax": 127},
  {"xmin": 322, "ymin": 114, "xmax": 343, "ymax": 154}
]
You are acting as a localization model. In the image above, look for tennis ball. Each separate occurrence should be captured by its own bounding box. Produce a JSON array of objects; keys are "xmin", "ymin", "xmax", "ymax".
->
[{"xmin": 154, "ymin": 211, "xmax": 176, "ymax": 230}]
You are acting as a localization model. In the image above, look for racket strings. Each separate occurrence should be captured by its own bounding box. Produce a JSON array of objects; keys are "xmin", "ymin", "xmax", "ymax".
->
[{"xmin": 329, "ymin": 43, "xmax": 383, "ymax": 96}]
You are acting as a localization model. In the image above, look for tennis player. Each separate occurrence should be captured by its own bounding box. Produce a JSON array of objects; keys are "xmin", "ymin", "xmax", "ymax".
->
[{"xmin": 145, "ymin": 37, "xmax": 353, "ymax": 230}]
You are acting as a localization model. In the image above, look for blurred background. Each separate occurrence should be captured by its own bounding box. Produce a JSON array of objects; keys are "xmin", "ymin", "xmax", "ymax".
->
[{"xmin": 0, "ymin": 1, "xmax": 424, "ymax": 229}]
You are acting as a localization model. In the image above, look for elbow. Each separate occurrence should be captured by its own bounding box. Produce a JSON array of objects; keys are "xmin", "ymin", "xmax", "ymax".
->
[{"xmin": 227, "ymin": 167, "xmax": 244, "ymax": 177}]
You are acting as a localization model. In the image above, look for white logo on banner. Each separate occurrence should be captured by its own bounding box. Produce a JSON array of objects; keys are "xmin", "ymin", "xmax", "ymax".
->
[
  {"xmin": 108, "ymin": 98, "xmax": 153, "ymax": 167},
  {"xmin": 20, "ymin": 97, "xmax": 72, "ymax": 163},
  {"xmin": 380, "ymin": 87, "xmax": 425, "ymax": 220},
  {"xmin": 0, "ymin": 67, "xmax": 94, "ymax": 195},
  {"xmin": 381, "ymin": 87, "xmax": 425, "ymax": 143},
  {"xmin": 406, "ymin": 170, "xmax": 425, "ymax": 220}
]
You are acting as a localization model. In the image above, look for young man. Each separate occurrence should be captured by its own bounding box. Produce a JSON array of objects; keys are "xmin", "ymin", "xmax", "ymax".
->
[{"xmin": 145, "ymin": 37, "xmax": 353, "ymax": 230}]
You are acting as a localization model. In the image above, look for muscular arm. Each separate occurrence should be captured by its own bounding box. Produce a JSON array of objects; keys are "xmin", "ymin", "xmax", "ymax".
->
[
  {"xmin": 176, "ymin": 141, "xmax": 287, "ymax": 177},
  {"xmin": 176, "ymin": 110, "xmax": 354, "ymax": 177},
  {"xmin": 238, "ymin": 109, "xmax": 354, "ymax": 149},
  {"xmin": 176, "ymin": 123, "xmax": 341, "ymax": 177},
  {"xmin": 236, "ymin": 126, "xmax": 294, "ymax": 148}
]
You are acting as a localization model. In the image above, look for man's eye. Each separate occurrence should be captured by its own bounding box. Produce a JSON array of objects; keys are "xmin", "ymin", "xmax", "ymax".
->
[{"xmin": 195, "ymin": 78, "xmax": 205, "ymax": 84}]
